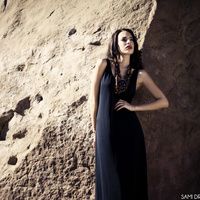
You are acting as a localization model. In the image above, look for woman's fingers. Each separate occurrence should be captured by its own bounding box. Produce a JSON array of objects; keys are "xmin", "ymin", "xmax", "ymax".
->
[
  {"xmin": 114, "ymin": 99, "xmax": 132, "ymax": 111},
  {"xmin": 115, "ymin": 100, "xmax": 125, "ymax": 106},
  {"xmin": 117, "ymin": 99, "xmax": 125, "ymax": 104},
  {"xmin": 114, "ymin": 99, "xmax": 126, "ymax": 110},
  {"xmin": 116, "ymin": 106, "xmax": 124, "ymax": 111},
  {"xmin": 114, "ymin": 99, "xmax": 134, "ymax": 111},
  {"xmin": 115, "ymin": 104, "xmax": 125, "ymax": 110},
  {"xmin": 114, "ymin": 105, "xmax": 123, "ymax": 110},
  {"xmin": 115, "ymin": 102, "xmax": 124, "ymax": 108}
]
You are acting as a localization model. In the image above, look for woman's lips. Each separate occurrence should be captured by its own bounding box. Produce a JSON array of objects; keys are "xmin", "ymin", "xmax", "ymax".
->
[{"xmin": 125, "ymin": 46, "xmax": 132, "ymax": 49}]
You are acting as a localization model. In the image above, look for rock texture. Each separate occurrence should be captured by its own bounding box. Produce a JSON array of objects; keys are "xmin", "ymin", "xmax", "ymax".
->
[
  {"xmin": 136, "ymin": 0, "xmax": 200, "ymax": 199},
  {"xmin": 0, "ymin": 0, "xmax": 199, "ymax": 199},
  {"xmin": 141, "ymin": 0, "xmax": 200, "ymax": 199}
]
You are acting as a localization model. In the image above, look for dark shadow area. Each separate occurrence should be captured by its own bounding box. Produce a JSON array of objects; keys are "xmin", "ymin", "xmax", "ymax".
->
[
  {"xmin": 0, "ymin": 110, "xmax": 14, "ymax": 140},
  {"xmin": 3, "ymin": 0, "xmax": 7, "ymax": 12},
  {"xmin": 12, "ymin": 128, "xmax": 27, "ymax": 140},
  {"xmin": 4, "ymin": 0, "xmax": 7, "ymax": 8},
  {"xmin": 14, "ymin": 96, "xmax": 31, "ymax": 116},
  {"xmin": 0, "ymin": 96, "xmax": 31, "ymax": 140},
  {"xmin": 135, "ymin": 0, "xmax": 200, "ymax": 199},
  {"xmin": 7, "ymin": 155, "xmax": 18, "ymax": 165}
]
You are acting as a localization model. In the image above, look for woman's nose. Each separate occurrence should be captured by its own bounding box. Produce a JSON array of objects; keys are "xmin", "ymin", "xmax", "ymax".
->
[{"xmin": 126, "ymin": 39, "xmax": 131, "ymax": 44}]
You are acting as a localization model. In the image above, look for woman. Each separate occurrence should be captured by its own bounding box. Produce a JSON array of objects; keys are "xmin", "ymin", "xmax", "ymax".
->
[{"xmin": 89, "ymin": 28, "xmax": 169, "ymax": 200}]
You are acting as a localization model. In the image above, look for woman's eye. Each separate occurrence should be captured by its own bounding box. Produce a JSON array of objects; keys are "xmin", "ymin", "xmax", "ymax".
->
[{"xmin": 121, "ymin": 38, "xmax": 133, "ymax": 42}]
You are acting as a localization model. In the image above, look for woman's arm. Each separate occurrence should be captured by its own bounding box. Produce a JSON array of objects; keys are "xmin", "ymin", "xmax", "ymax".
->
[
  {"xmin": 115, "ymin": 69, "xmax": 169, "ymax": 111},
  {"xmin": 133, "ymin": 69, "xmax": 169, "ymax": 111},
  {"xmin": 89, "ymin": 58, "xmax": 107, "ymax": 131}
]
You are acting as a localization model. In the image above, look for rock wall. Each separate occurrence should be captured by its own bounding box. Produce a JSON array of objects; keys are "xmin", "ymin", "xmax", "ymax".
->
[
  {"xmin": 140, "ymin": 0, "xmax": 200, "ymax": 199},
  {"xmin": 0, "ymin": 0, "xmax": 199, "ymax": 199}
]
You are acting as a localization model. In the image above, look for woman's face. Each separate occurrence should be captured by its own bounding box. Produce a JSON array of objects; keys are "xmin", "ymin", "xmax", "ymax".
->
[{"xmin": 117, "ymin": 31, "xmax": 134, "ymax": 55}]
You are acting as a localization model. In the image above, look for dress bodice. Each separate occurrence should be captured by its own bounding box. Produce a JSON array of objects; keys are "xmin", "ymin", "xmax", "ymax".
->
[{"xmin": 105, "ymin": 59, "xmax": 139, "ymax": 104}]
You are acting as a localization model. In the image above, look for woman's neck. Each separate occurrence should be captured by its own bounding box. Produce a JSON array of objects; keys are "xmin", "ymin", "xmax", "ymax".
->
[{"xmin": 118, "ymin": 54, "xmax": 130, "ymax": 69}]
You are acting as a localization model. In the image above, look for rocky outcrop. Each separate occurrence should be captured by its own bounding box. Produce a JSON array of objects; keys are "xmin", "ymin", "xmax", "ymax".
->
[{"xmin": 0, "ymin": 0, "xmax": 199, "ymax": 199}]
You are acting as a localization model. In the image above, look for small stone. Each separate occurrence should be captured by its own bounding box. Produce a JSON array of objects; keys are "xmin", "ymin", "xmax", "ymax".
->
[{"xmin": 68, "ymin": 28, "xmax": 77, "ymax": 36}]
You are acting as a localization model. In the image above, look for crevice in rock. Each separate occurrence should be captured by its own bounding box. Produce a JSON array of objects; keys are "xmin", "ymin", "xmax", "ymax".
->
[
  {"xmin": 0, "ymin": 110, "xmax": 14, "ymax": 140},
  {"xmin": 16, "ymin": 64, "xmax": 25, "ymax": 72},
  {"xmin": 42, "ymin": 54, "xmax": 56, "ymax": 64},
  {"xmin": 47, "ymin": 10, "xmax": 55, "ymax": 19},
  {"xmin": 93, "ymin": 27, "xmax": 101, "ymax": 34},
  {"xmin": 68, "ymin": 28, "xmax": 77, "ymax": 37},
  {"xmin": 89, "ymin": 41, "xmax": 101, "ymax": 46},
  {"xmin": 4, "ymin": 0, "xmax": 7, "ymax": 8},
  {"xmin": 14, "ymin": 96, "xmax": 31, "ymax": 116},
  {"xmin": 5, "ymin": 8, "xmax": 23, "ymax": 36},
  {"xmin": 35, "ymin": 93, "xmax": 43, "ymax": 103},
  {"xmin": 3, "ymin": 0, "xmax": 7, "ymax": 12},
  {"xmin": 7, "ymin": 156, "xmax": 18, "ymax": 165},
  {"xmin": 70, "ymin": 95, "xmax": 87, "ymax": 109},
  {"xmin": 12, "ymin": 128, "xmax": 27, "ymax": 140}
]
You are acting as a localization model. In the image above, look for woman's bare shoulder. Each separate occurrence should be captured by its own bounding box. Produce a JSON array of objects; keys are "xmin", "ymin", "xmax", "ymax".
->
[
  {"xmin": 137, "ymin": 69, "xmax": 147, "ymax": 84},
  {"xmin": 138, "ymin": 69, "xmax": 151, "ymax": 80},
  {"xmin": 91, "ymin": 58, "xmax": 108, "ymax": 80},
  {"xmin": 94, "ymin": 58, "xmax": 108, "ymax": 74},
  {"xmin": 95, "ymin": 58, "xmax": 108, "ymax": 69},
  {"xmin": 138, "ymin": 69, "xmax": 147, "ymax": 75}
]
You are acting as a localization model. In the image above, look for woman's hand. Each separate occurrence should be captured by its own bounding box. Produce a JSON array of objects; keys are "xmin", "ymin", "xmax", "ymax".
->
[{"xmin": 114, "ymin": 99, "xmax": 135, "ymax": 111}]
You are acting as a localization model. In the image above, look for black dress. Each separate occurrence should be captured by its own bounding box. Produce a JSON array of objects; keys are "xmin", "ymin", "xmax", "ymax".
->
[{"xmin": 95, "ymin": 59, "xmax": 148, "ymax": 200}]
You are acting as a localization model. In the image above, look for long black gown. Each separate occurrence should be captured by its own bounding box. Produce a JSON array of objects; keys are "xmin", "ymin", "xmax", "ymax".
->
[{"xmin": 95, "ymin": 59, "xmax": 148, "ymax": 200}]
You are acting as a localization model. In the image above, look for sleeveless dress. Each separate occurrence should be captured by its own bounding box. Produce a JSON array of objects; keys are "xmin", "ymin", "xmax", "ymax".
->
[{"xmin": 95, "ymin": 59, "xmax": 148, "ymax": 200}]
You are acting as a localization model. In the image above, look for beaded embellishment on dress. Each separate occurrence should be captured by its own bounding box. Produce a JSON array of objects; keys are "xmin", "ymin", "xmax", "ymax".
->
[{"xmin": 114, "ymin": 62, "xmax": 134, "ymax": 94}]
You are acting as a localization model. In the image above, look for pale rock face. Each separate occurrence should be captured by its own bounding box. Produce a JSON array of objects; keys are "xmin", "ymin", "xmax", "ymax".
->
[
  {"xmin": 0, "ymin": 0, "xmax": 199, "ymax": 199},
  {"xmin": 0, "ymin": 0, "xmax": 156, "ymax": 198}
]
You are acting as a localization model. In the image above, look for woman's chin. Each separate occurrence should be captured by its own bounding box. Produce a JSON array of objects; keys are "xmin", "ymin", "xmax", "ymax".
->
[
  {"xmin": 124, "ymin": 49, "xmax": 134, "ymax": 54},
  {"xmin": 124, "ymin": 51, "xmax": 134, "ymax": 55}
]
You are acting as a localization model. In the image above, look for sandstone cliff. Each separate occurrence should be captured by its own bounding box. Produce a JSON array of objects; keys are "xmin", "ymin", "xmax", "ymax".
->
[{"xmin": 0, "ymin": 0, "xmax": 199, "ymax": 199}]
